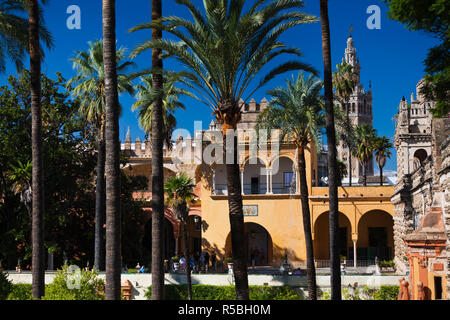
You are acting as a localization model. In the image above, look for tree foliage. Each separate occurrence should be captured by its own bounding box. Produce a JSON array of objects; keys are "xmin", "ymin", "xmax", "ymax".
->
[{"xmin": 385, "ymin": 0, "xmax": 450, "ymax": 117}]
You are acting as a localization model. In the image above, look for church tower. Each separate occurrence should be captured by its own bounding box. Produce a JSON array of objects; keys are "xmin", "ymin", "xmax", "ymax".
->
[{"xmin": 336, "ymin": 34, "xmax": 374, "ymax": 182}]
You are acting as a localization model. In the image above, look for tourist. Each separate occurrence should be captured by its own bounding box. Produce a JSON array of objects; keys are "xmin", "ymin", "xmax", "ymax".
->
[
  {"xmin": 180, "ymin": 255, "xmax": 186, "ymax": 272},
  {"xmin": 189, "ymin": 256, "xmax": 196, "ymax": 273},
  {"xmin": 138, "ymin": 265, "xmax": 145, "ymax": 273},
  {"xmin": 210, "ymin": 251, "xmax": 216, "ymax": 272},
  {"xmin": 204, "ymin": 251, "xmax": 210, "ymax": 272},
  {"xmin": 199, "ymin": 251, "xmax": 205, "ymax": 272}
]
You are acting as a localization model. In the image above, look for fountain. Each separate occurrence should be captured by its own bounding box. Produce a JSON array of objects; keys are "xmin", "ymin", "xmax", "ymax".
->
[{"xmin": 373, "ymin": 256, "xmax": 381, "ymax": 275}]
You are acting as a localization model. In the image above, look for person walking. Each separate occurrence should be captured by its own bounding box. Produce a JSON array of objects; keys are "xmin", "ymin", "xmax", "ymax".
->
[
  {"xmin": 204, "ymin": 251, "xmax": 210, "ymax": 273},
  {"xmin": 210, "ymin": 251, "xmax": 216, "ymax": 272}
]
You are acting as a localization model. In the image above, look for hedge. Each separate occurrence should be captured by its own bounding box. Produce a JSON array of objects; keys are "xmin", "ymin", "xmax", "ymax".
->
[{"xmin": 145, "ymin": 285, "xmax": 304, "ymax": 300}]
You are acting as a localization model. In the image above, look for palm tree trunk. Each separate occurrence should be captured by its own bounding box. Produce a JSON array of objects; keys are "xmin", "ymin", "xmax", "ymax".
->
[
  {"xmin": 346, "ymin": 109, "xmax": 352, "ymax": 187},
  {"xmin": 29, "ymin": 0, "xmax": 45, "ymax": 300},
  {"xmin": 362, "ymin": 162, "xmax": 367, "ymax": 186},
  {"xmin": 320, "ymin": 0, "xmax": 341, "ymax": 300},
  {"xmin": 94, "ymin": 132, "xmax": 106, "ymax": 271},
  {"xmin": 103, "ymin": 0, "xmax": 122, "ymax": 300},
  {"xmin": 379, "ymin": 164, "xmax": 383, "ymax": 186},
  {"xmin": 182, "ymin": 220, "xmax": 192, "ymax": 300},
  {"xmin": 297, "ymin": 148, "xmax": 317, "ymax": 300},
  {"xmin": 223, "ymin": 126, "xmax": 249, "ymax": 300},
  {"xmin": 150, "ymin": 0, "xmax": 165, "ymax": 301}
]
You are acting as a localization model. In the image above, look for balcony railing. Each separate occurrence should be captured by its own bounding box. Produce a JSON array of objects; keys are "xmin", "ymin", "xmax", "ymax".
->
[{"xmin": 214, "ymin": 183, "xmax": 296, "ymax": 195}]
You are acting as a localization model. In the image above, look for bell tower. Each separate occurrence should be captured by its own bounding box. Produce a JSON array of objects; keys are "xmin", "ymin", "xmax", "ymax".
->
[{"xmin": 336, "ymin": 33, "xmax": 374, "ymax": 181}]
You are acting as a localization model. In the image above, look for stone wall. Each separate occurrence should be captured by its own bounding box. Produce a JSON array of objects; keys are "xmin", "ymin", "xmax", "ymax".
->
[{"xmin": 436, "ymin": 131, "xmax": 450, "ymax": 299}]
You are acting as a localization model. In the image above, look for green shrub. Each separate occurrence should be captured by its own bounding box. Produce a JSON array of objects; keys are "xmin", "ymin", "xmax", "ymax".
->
[
  {"xmin": 249, "ymin": 286, "xmax": 302, "ymax": 300},
  {"xmin": 320, "ymin": 285, "xmax": 399, "ymax": 300},
  {"xmin": 7, "ymin": 284, "xmax": 33, "ymax": 300},
  {"xmin": 0, "ymin": 269, "xmax": 13, "ymax": 300},
  {"xmin": 145, "ymin": 285, "xmax": 303, "ymax": 300},
  {"xmin": 42, "ymin": 266, "xmax": 105, "ymax": 300},
  {"xmin": 378, "ymin": 260, "xmax": 395, "ymax": 268},
  {"xmin": 374, "ymin": 285, "xmax": 399, "ymax": 300}
]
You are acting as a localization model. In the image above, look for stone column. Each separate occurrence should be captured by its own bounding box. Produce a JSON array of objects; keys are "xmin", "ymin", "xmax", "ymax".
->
[
  {"xmin": 265, "ymin": 167, "xmax": 270, "ymax": 194},
  {"xmin": 353, "ymin": 240, "xmax": 357, "ymax": 268},
  {"xmin": 268, "ymin": 168, "xmax": 273, "ymax": 194},
  {"xmin": 240, "ymin": 168, "xmax": 244, "ymax": 195},
  {"xmin": 212, "ymin": 169, "xmax": 216, "ymax": 195}
]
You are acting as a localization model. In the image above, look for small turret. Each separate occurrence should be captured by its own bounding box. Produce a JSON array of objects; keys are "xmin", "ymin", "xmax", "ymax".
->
[{"xmin": 124, "ymin": 127, "xmax": 131, "ymax": 150}]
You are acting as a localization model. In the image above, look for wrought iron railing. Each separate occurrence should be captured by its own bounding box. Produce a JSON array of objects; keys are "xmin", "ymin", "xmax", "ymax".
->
[{"xmin": 213, "ymin": 183, "xmax": 296, "ymax": 195}]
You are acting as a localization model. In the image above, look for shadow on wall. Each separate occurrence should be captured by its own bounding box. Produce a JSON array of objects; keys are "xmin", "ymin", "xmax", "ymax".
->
[{"xmin": 201, "ymin": 234, "xmax": 304, "ymax": 271}]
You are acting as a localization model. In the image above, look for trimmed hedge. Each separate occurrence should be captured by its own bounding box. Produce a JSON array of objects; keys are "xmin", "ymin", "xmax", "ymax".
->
[
  {"xmin": 145, "ymin": 285, "xmax": 304, "ymax": 300},
  {"xmin": 374, "ymin": 285, "xmax": 399, "ymax": 300},
  {"xmin": 0, "ymin": 270, "xmax": 12, "ymax": 300},
  {"xmin": 320, "ymin": 285, "xmax": 399, "ymax": 300},
  {"xmin": 7, "ymin": 284, "xmax": 33, "ymax": 300}
]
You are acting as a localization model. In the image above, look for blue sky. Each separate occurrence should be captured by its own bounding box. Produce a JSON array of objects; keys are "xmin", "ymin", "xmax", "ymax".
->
[{"xmin": 0, "ymin": 0, "xmax": 440, "ymax": 172}]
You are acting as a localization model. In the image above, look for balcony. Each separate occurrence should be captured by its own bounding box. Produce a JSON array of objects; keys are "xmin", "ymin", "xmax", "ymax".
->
[{"xmin": 214, "ymin": 183, "xmax": 296, "ymax": 195}]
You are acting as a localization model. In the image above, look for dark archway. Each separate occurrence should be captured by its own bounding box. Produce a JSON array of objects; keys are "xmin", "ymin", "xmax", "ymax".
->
[
  {"xmin": 313, "ymin": 212, "xmax": 352, "ymax": 260},
  {"xmin": 357, "ymin": 210, "xmax": 394, "ymax": 261},
  {"xmin": 142, "ymin": 218, "xmax": 176, "ymax": 265},
  {"xmin": 225, "ymin": 222, "xmax": 273, "ymax": 266}
]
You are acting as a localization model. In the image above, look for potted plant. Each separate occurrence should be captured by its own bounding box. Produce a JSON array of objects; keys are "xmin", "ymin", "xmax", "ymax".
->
[
  {"xmin": 379, "ymin": 260, "xmax": 395, "ymax": 273},
  {"xmin": 16, "ymin": 258, "xmax": 22, "ymax": 273},
  {"xmin": 225, "ymin": 257, "xmax": 233, "ymax": 274},
  {"xmin": 172, "ymin": 256, "xmax": 180, "ymax": 272},
  {"xmin": 280, "ymin": 254, "xmax": 290, "ymax": 274}
]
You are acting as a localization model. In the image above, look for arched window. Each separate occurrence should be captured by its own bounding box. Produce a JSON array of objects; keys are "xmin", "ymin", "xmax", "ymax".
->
[{"xmin": 413, "ymin": 149, "xmax": 427, "ymax": 169}]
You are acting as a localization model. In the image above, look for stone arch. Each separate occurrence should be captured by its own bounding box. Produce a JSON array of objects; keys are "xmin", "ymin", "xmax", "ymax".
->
[
  {"xmin": 356, "ymin": 210, "xmax": 394, "ymax": 261},
  {"xmin": 413, "ymin": 149, "xmax": 428, "ymax": 169},
  {"xmin": 270, "ymin": 155, "xmax": 296, "ymax": 194},
  {"xmin": 224, "ymin": 222, "xmax": 273, "ymax": 266},
  {"xmin": 243, "ymin": 157, "xmax": 268, "ymax": 194},
  {"xmin": 313, "ymin": 211, "xmax": 353, "ymax": 260}
]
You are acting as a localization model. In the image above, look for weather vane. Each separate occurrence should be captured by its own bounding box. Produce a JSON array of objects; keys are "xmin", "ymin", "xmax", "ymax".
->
[{"xmin": 349, "ymin": 25, "xmax": 354, "ymax": 37}]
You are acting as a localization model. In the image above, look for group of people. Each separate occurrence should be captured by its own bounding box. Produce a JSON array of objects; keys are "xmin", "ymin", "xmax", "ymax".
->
[
  {"xmin": 177, "ymin": 250, "xmax": 217, "ymax": 273},
  {"xmin": 249, "ymin": 246, "xmax": 266, "ymax": 266}
]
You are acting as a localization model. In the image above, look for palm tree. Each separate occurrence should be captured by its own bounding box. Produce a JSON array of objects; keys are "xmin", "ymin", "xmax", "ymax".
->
[
  {"xmin": 164, "ymin": 173, "xmax": 196, "ymax": 300},
  {"xmin": 102, "ymin": 0, "xmax": 122, "ymax": 300},
  {"xmin": 28, "ymin": 0, "xmax": 45, "ymax": 300},
  {"xmin": 373, "ymin": 136, "xmax": 393, "ymax": 186},
  {"xmin": 333, "ymin": 61, "xmax": 357, "ymax": 186},
  {"xmin": 0, "ymin": 0, "xmax": 53, "ymax": 73},
  {"xmin": 144, "ymin": 0, "xmax": 166, "ymax": 301},
  {"xmin": 130, "ymin": 0, "xmax": 317, "ymax": 300},
  {"xmin": 67, "ymin": 40, "xmax": 135, "ymax": 272},
  {"xmin": 8, "ymin": 160, "xmax": 32, "ymax": 219},
  {"xmin": 256, "ymin": 72, "xmax": 323, "ymax": 300},
  {"xmin": 132, "ymin": 72, "xmax": 194, "ymax": 149},
  {"xmin": 355, "ymin": 124, "xmax": 377, "ymax": 186},
  {"xmin": 319, "ymin": 0, "xmax": 341, "ymax": 300}
]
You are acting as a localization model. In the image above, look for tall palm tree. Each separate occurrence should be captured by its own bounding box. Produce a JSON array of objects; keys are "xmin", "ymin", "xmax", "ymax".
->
[
  {"xmin": 319, "ymin": 0, "xmax": 341, "ymax": 300},
  {"xmin": 67, "ymin": 40, "xmax": 135, "ymax": 271},
  {"xmin": 142, "ymin": 0, "xmax": 166, "ymax": 301},
  {"xmin": 28, "ymin": 0, "xmax": 44, "ymax": 300},
  {"xmin": 256, "ymin": 72, "xmax": 324, "ymax": 300},
  {"xmin": 373, "ymin": 136, "xmax": 393, "ymax": 186},
  {"xmin": 102, "ymin": 0, "xmax": 122, "ymax": 300},
  {"xmin": 164, "ymin": 173, "xmax": 196, "ymax": 300},
  {"xmin": 333, "ymin": 61, "xmax": 357, "ymax": 186},
  {"xmin": 0, "ymin": 0, "xmax": 52, "ymax": 73},
  {"xmin": 355, "ymin": 124, "xmax": 376, "ymax": 187},
  {"xmin": 132, "ymin": 72, "xmax": 194, "ymax": 149},
  {"xmin": 130, "ymin": 0, "xmax": 317, "ymax": 300}
]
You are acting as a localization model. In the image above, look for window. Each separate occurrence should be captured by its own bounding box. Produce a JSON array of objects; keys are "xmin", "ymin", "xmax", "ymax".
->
[{"xmin": 283, "ymin": 172, "xmax": 294, "ymax": 187}]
